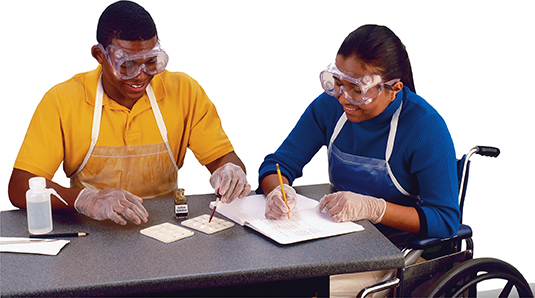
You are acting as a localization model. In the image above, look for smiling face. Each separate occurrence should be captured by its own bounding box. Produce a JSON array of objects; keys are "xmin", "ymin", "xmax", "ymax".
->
[
  {"xmin": 335, "ymin": 55, "xmax": 402, "ymax": 123},
  {"xmin": 93, "ymin": 36, "xmax": 158, "ymax": 109}
]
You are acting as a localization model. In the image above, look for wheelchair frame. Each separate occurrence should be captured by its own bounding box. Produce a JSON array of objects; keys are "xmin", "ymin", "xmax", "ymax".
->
[{"xmin": 357, "ymin": 146, "xmax": 533, "ymax": 298}]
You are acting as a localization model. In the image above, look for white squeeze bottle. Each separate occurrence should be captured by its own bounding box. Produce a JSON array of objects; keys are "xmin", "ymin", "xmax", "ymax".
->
[{"xmin": 26, "ymin": 177, "xmax": 68, "ymax": 235}]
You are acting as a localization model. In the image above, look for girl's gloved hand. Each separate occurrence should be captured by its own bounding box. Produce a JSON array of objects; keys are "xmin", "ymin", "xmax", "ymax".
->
[
  {"xmin": 209, "ymin": 163, "xmax": 251, "ymax": 203},
  {"xmin": 265, "ymin": 184, "xmax": 297, "ymax": 220},
  {"xmin": 318, "ymin": 191, "xmax": 386, "ymax": 223},
  {"xmin": 74, "ymin": 188, "xmax": 149, "ymax": 225}
]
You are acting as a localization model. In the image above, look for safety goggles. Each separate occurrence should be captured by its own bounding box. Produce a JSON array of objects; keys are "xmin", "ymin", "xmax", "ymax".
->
[
  {"xmin": 98, "ymin": 41, "xmax": 169, "ymax": 80},
  {"xmin": 320, "ymin": 63, "xmax": 400, "ymax": 106}
]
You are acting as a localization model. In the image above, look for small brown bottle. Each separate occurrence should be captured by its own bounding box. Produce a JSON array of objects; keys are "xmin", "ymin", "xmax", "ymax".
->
[{"xmin": 174, "ymin": 188, "xmax": 188, "ymax": 219}]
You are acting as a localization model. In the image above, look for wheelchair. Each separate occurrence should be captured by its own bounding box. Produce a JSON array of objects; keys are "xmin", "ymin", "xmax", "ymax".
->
[{"xmin": 357, "ymin": 146, "xmax": 534, "ymax": 298}]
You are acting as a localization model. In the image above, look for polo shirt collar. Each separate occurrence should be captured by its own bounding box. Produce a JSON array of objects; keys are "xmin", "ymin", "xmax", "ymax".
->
[{"xmin": 84, "ymin": 66, "xmax": 167, "ymax": 107}]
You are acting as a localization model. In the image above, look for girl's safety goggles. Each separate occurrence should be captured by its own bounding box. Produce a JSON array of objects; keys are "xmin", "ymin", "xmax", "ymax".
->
[
  {"xmin": 320, "ymin": 63, "xmax": 400, "ymax": 106},
  {"xmin": 98, "ymin": 41, "xmax": 169, "ymax": 80}
]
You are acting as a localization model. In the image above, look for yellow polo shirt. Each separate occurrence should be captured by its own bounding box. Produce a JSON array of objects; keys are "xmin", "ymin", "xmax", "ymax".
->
[{"xmin": 14, "ymin": 66, "xmax": 234, "ymax": 180}]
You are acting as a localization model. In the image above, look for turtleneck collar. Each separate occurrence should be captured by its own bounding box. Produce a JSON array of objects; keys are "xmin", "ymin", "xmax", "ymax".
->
[{"xmin": 358, "ymin": 87, "xmax": 405, "ymax": 129}]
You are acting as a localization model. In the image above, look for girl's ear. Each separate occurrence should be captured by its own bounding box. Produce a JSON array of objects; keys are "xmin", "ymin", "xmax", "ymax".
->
[{"xmin": 390, "ymin": 81, "xmax": 404, "ymax": 101}]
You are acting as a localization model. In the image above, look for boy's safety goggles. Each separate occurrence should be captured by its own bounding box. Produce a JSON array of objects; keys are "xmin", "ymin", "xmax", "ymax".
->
[
  {"xmin": 98, "ymin": 41, "xmax": 169, "ymax": 80},
  {"xmin": 320, "ymin": 63, "xmax": 400, "ymax": 106}
]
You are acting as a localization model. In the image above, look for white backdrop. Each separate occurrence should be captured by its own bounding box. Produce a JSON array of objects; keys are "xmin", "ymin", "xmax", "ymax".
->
[{"xmin": 2, "ymin": 0, "xmax": 533, "ymax": 290}]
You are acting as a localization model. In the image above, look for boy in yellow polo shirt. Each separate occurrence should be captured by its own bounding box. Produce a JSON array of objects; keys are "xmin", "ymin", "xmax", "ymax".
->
[{"xmin": 8, "ymin": 0, "xmax": 251, "ymax": 225}]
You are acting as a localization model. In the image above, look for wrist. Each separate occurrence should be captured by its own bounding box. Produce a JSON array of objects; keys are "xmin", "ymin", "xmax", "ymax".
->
[
  {"xmin": 371, "ymin": 198, "xmax": 387, "ymax": 224},
  {"xmin": 74, "ymin": 188, "xmax": 87, "ymax": 213},
  {"xmin": 261, "ymin": 174, "xmax": 288, "ymax": 195},
  {"xmin": 74, "ymin": 188, "xmax": 97, "ymax": 213}
]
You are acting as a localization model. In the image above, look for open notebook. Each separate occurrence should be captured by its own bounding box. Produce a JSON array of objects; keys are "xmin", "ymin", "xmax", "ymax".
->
[{"xmin": 210, "ymin": 193, "xmax": 364, "ymax": 244}]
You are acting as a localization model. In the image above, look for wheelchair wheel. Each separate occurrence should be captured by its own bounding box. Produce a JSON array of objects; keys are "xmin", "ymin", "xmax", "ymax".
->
[{"xmin": 425, "ymin": 257, "xmax": 533, "ymax": 298}]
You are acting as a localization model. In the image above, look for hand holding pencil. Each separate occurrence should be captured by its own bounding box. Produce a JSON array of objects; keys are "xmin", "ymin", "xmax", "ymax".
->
[
  {"xmin": 265, "ymin": 184, "xmax": 297, "ymax": 220},
  {"xmin": 265, "ymin": 164, "xmax": 297, "ymax": 220}
]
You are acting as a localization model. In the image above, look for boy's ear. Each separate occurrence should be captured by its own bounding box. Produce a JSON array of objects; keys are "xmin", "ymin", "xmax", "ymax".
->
[{"xmin": 91, "ymin": 45, "xmax": 105, "ymax": 64}]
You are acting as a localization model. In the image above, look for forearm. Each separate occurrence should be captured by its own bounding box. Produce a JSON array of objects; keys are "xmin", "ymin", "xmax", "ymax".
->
[
  {"xmin": 206, "ymin": 151, "xmax": 246, "ymax": 174},
  {"xmin": 380, "ymin": 202, "xmax": 420, "ymax": 234},
  {"xmin": 8, "ymin": 168, "xmax": 80, "ymax": 212}
]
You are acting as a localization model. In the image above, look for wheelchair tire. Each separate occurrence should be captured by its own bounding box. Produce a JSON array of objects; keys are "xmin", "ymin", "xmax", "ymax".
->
[{"xmin": 424, "ymin": 257, "xmax": 533, "ymax": 298}]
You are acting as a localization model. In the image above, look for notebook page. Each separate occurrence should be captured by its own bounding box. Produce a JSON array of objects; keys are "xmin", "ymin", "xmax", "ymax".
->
[
  {"xmin": 209, "ymin": 195, "xmax": 266, "ymax": 225},
  {"xmin": 212, "ymin": 194, "xmax": 364, "ymax": 244}
]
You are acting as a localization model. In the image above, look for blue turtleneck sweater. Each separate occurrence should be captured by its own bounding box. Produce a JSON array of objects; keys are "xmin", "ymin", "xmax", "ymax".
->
[{"xmin": 258, "ymin": 87, "xmax": 460, "ymax": 238}]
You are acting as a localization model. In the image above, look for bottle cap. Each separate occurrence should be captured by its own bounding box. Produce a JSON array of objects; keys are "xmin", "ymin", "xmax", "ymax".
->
[{"xmin": 29, "ymin": 177, "xmax": 46, "ymax": 189}]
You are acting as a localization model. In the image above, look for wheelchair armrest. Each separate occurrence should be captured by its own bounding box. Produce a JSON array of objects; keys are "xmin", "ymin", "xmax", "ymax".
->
[{"xmin": 408, "ymin": 224, "xmax": 472, "ymax": 250}]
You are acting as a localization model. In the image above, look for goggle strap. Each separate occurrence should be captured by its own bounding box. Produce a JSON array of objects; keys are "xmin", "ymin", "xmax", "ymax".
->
[{"xmin": 384, "ymin": 78, "xmax": 401, "ymax": 91}]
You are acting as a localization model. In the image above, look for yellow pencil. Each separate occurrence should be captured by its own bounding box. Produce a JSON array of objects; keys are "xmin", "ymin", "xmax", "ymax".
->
[{"xmin": 276, "ymin": 163, "xmax": 290, "ymax": 219}]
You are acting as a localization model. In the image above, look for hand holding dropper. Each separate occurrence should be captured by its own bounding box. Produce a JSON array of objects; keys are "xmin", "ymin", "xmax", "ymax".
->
[{"xmin": 208, "ymin": 193, "xmax": 221, "ymax": 223}]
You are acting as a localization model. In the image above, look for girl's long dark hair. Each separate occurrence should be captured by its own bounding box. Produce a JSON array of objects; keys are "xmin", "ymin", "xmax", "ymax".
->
[{"xmin": 337, "ymin": 25, "xmax": 416, "ymax": 93}]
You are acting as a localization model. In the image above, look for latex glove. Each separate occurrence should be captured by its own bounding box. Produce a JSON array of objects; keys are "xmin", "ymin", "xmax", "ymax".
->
[
  {"xmin": 317, "ymin": 191, "xmax": 386, "ymax": 223},
  {"xmin": 209, "ymin": 163, "xmax": 251, "ymax": 203},
  {"xmin": 74, "ymin": 188, "xmax": 149, "ymax": 225},
  {"xmin": 265, "ymin": 184, "xmax": 297, "ymax": 220}
]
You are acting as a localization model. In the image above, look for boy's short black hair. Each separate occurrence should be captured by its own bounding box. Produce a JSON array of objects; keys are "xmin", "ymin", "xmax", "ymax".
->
[{"xmin": 97, "ymin": 0, "xmax": 157, "ymax": 47}]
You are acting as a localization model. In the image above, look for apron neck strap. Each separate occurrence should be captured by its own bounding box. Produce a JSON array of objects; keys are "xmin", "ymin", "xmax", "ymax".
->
[
  {"xmin": 73, "ymin": 75, "xmax": 104, "ymax": 177},
  {"xmin": 146, "ymin": 84, "xmax": 168, "ymax": 143},
  {"xmin": 328, "ymin": 112, "xmax": 347, "ymax": 151},
  {"xmin": 385, "ymin": 101, "xmax": 403, "ymax": 162},
  {"xmin": 329, "ymin": 101, "xmax": 403, "ymax": 161}
]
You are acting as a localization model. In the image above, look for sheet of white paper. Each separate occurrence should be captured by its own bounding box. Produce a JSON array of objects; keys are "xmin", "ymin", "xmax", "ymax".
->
[{"xmin": 0, "ymin": 237, "xmax": 70, "ymax": 256}]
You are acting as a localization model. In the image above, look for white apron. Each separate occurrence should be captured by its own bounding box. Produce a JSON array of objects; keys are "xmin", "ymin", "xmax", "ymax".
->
[
  {"xmin": 327, "ymin": 101, "xmax": 419, "ymax": 206},
  {"xmin": 70, "ymin": 76, "xmax": 179, "ymax": 198}
]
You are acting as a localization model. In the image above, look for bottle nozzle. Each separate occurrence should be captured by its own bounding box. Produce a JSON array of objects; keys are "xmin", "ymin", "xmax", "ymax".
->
[{"xmin": 49, "ymin": 189, "xmax": 68, "ymax": 206}]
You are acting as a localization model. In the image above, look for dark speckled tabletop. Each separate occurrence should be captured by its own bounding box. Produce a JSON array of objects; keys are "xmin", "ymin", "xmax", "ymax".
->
[{"xmin": 1, "ymin": 184, "xmax": 404, "ymax": 297}]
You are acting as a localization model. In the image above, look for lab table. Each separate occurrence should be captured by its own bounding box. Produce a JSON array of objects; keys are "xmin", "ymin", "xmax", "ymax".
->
[{"xmin": 0, "ymin": 184, "xmax": 404, "ymax": 297}]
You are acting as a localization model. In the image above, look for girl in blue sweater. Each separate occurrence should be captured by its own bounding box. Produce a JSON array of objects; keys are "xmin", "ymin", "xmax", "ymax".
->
[
  {"xmin": 259, "ymin": 24, "xmax": 460, "ymax": 297},
  {"xmin": 259, "ymin": 25, "xmax": 460, "ymax": 243}
]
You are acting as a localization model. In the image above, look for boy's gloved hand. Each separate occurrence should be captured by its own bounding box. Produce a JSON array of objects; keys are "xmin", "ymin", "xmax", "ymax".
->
[
  {"xmin": 74, "ymin": 188, "xmax": 149, "ymax": 225},
  {"xmin": 209, "ymin": 163, "xmax": 251, "ymax": 203}
]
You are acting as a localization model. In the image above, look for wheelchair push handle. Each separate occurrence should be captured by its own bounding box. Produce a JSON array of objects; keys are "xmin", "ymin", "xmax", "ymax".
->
[{"xmin": 474, "ymin": 146, "xmax": 500, "ymax": 158}]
